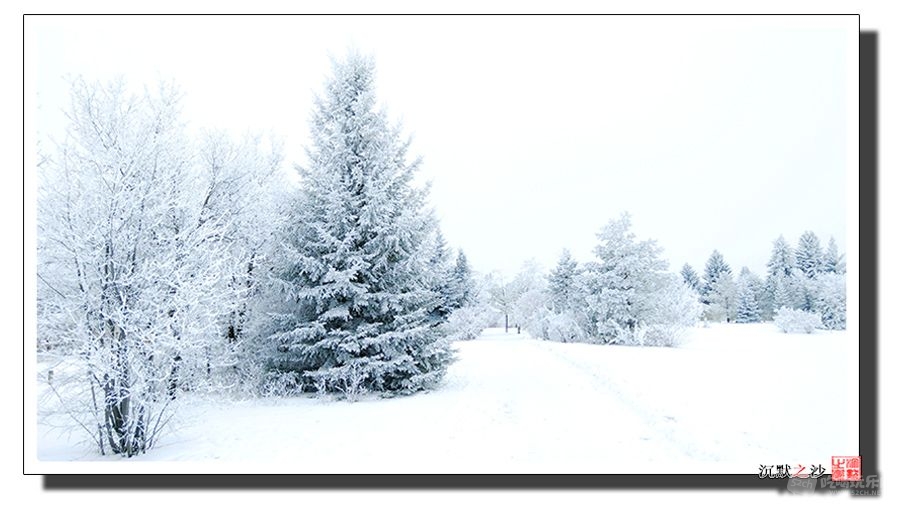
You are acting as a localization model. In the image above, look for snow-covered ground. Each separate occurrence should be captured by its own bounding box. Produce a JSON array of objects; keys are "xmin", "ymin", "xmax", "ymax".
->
[{"xmin": 36, "ymin": 324, "xmax": 855, "ymax": 474}]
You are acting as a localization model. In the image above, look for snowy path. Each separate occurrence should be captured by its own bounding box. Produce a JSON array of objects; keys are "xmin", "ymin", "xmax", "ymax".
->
[
  {"xmin": 37, "ymin": 325, "xmax": 852, "ymax": 474},
  {"xmin": 437, "ymin": 328, "xmax": 693, "ymax": 472}
]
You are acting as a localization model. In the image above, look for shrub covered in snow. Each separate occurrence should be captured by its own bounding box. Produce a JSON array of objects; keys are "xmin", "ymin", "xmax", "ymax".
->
[
  {"xmin": 261, "ymin": 370, "xmax": 304, "ymax": 397},
  {"xmin": 443, "ymin": 306, "xmax": 490, "ymax": 341},
  {"xmin": 631, "ymin": 323, "xmax": 689, "ymax": 348},
  {"xmin": 774, "ymin": 307, "xmax": 822, "ymax": 334},
  {"xmin": 532, "ymin": 309, "xmax": 589, "ymax": 343}
]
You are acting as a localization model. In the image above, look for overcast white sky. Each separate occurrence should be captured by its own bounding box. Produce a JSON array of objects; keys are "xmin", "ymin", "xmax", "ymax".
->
[{"xmin": 27, "ymin": 15, "xmax": 856, "ymax": 278}]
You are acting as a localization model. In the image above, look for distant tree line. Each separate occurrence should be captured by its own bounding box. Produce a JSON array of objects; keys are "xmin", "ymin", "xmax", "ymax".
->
[{"xmin": 680, "ymin": 232, "xmax": 845, "ymax": 329}]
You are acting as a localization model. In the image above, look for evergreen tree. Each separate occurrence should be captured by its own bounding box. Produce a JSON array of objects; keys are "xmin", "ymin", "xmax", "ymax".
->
[
  {"xmin": 823, "ymin": 237, "xmax": 846, "ymax": 274},
  {"xmin": 425, "ymin": 231, "xmax": 455, "ymax": 323},
  {"xmin": 582, "ymin": 213, "xmax": 668, "ymax": 342},
  {"xmin": 680, "ymin": 263, "xmax": 702, "ymax": 293},
  {"xmin": 764, "ymin": 235, "xmax": 797, "ymax": 319},
  {"xmin": 735, "ymin": 268, "xmax": 761, "ymax": 323},
  {"xmin": 772, "ymin": 274, "xmax": 796, "ymax": 312},
  {"xmin": 766, "ymin": 235, "xmax": 795, "ymax": 279},
  {"xmin": 702, "ymin": 250, "xmax": 732, "ymax": 304},
  {"xmin": 265, "ymin": 53, "xmax": 453, "ymax": 396},
  {"xmin": 706, "ymin": 271, "xmax": 738, "ymax": 322},
  {"xmin": 449, "ymin": 249, "xmax": 475, "ymax": 309},
  {"xmin": 796, "ymin": 231, "xmax": 824, "ymax": 278},
  {"xmin": 548, "ymin": 249, "xmax": 581, "ymax": 312}
]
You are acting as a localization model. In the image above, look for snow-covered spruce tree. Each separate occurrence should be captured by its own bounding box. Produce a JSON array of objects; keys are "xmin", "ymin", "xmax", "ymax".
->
[
  {"xmin": 823, "ymin": 237, "xmax": 846, "ymax": 274},
  {"xmin": 581, "ymin": 213, "xmax": 671, "ymax": 344},
  {"xmin": 423, "ymin": 230, "xmax": 456, "ymax": 324},
  {"xmin": 37, "ymin": 79, "xmax": 237, "ymax": 456},
  {"xmin": 735, "ymin": 268, "xmax": 761, "ymax": 323},
  {"xmin": 705, "ymin": 272, "xmax": 738, "ymax": 322},
  {"xmin": 449, "ymin": 249, "xmax": 476, "ymax": 309},
  {"xmin": 264, "ymin": 54, "xmax": 453, "ymax": 397},
  {"xmin": 701, "ymin": 250, "xmax": 735, "ymax": 321},
  {"xmin": 771, "ymin": 274, "xmax": 798, "ymax": 313},
  {"xmin": 548, "ymin": 249, "xmax": 582, "ymax": 313},
  {"xmin": 796, "ymin": 231, "xmax": 824, "ymax": 279},
  {"xmin": 767, "ymin": 235, "xmax": 796, "ymax": 279},
  {"xmin": 701, "ymin": 250, "xmax": 732, "ymax": 303},
  {"xmin": 680, "ymin": 263, "xmax": 702, "ymax": 294},
  {"xmin": 764, "ymin": 235, "xmax": 797, "ymax": 319}
]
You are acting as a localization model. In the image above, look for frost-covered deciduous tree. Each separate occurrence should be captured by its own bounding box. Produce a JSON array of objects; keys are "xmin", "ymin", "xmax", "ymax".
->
[
  {"xmin": 510, "ymin": 260, "xmax": 548, "ymax": 333},
  {"xmin": 638, "ymin": 274, "xmax": 702, "ymax": 346},
  {"xmin": 189, "ymin": 130, "xmax": 287, "ymax": 391},
  {"xmin": 485, "ymin": 271, "xmax": 516, "ymax": 331},
  {"xmin": 37, "ymin": 78, "xmax": 241, "ymax": 456},
  {"xmin": 263, "ymin": 53, "xmax": 453, "ymax": 397}
]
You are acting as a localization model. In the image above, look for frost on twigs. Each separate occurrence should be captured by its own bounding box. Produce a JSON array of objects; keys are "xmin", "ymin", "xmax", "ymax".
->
[{"xmin": 37, "ymin": 77, "xmax": 286, "ymax": 456}]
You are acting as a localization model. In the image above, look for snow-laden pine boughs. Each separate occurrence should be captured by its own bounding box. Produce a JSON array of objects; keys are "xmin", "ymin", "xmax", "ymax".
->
[
  {"xmin": 264, "ymin": 53, "xmax": 453, "ymax": 397},
  {"xmin": 449, "ymin": 249, "xmax": 476, "ymax": 309},
  {"xmin": 824, "ymin": 237, "xmax": 846, "ymax": 274},
  {"xmin": 774, "ymin": 307, "xmax": 822, "ymax": 334},
  {"xmin": 681, "ymin": 263, "xmax": 702, "ymax": 294},
  {"xmin": 766, "ymin": 236, "xmax": 796, "ymax": 279},
  {"xmin": 735, "ymin": 268, "xmax": 762, "ymax": 323},
  {"xmin": 702, "ymin": 251, "xmax": 737, "ymax": 322},
  {"xmin": 424, "ymin": 231, "xmax": 456, "ymax": 323},
  {"xmin": 763, "ymin": 236, "xmax": 798, "ymax": 320},
  {"xmin": 795, "ymin": 231, "xmax": 825, "ymax": 279},
  {"xmin": 702, "ymin": 250, "xmax": 732, "ymax": 303}
]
